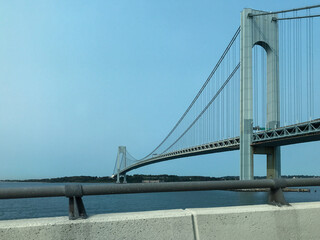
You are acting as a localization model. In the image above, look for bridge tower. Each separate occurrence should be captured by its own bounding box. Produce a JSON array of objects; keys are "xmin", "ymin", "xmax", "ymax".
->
[
  {"xmin": 240, "ymin": 9, "xmax": 280, "ymax": 180},
  {"xmin": 116, "ymin": 146, "xmax": 127, "ymax": 183}
]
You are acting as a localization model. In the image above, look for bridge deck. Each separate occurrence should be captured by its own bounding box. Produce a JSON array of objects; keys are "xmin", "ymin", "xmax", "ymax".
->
[{"xmin": 119, "ymin": 119, "xmax": 320, "ymax": 174}]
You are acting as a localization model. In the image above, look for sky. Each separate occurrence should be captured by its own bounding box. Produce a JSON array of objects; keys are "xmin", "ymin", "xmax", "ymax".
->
[{"xmin": 0, "ymin": 0, "xmax": 318, "ymax": 180}]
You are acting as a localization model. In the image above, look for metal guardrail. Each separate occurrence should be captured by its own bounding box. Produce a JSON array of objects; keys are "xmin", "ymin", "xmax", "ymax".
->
[{"xmin": 1, "ymin": 178, "xmax": 320, "ymax": 220}]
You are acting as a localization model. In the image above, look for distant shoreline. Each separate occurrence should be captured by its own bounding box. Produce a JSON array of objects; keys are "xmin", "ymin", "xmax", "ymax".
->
[{"xmin": 1, "ymin": 174, "xmax": 319, "ymax": 184}]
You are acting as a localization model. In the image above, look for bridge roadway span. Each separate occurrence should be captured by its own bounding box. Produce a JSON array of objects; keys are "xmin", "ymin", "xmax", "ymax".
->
[{"xmin": 120, "ymin": 119, "xmax": 320, "ymax": 174}]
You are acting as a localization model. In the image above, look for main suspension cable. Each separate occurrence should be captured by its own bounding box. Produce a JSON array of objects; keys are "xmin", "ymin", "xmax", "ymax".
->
[
  {"xmin": 161, "ymin": 63, "xmax": 240, "ymax": 154},
  {"xmin": 141, "ymin": 27, "xmax": 240, "ymax": 159},
  {"xmin": 248, "ymin": 4, "xmax": 320, "ymax": 17}
]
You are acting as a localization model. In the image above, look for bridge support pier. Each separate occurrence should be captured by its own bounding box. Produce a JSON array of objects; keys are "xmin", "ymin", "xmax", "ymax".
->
[
  {"xmin": 240, "ymin": 8, "xmax": 280, "ymax": 180},
  {"xmin": 123, "ymin": 174, "xmax": 127, "ymax": 184},
  {"xmin": 254, "ymin": 147, "xmax": 281, "ymax": 179},
  {"xmin": 267, "ymin": 147, "xmax": 281, "ymax": 179},
  {"xmin": 116, "ymin": 173, "xmax": 120, "ymax": 184}
]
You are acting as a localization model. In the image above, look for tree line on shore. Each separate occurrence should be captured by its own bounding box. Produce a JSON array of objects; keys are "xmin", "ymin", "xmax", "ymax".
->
[{"xmin": 2, "ymin": 174, "xmax": 318, "ymax": 183}]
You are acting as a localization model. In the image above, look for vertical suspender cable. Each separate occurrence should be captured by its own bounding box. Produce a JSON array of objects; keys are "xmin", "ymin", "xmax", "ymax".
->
[
  {"xmin": 307, "ymin": 9, "xmax": 310, "ymax": 120},
  {"xmin": 295, "ymin": 16, "xmax": 298, "ymax": 123},
  {"xmin": 311, "ymin": 13, "xmax": 314, "ymax": 120},
  {"xmin": 289, "ymin": 18, "xmax": 292, "ymax": 123}
]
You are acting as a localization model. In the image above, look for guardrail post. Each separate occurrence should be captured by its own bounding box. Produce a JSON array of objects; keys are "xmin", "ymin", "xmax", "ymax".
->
[
  {"xmin": 65, "ymin": 185, "xmax": 87, "ymax": 220},
  {"xmin": 268, "ymin": 188, "xmax": 288, "ymax": 206},
  {"xmin": 268, "ymin": 179, "xmax": 289, "ymax": 206}
]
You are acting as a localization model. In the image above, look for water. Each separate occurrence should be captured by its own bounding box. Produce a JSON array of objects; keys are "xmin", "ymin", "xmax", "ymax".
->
[{"xmin": 0, "ymin": 182, "xmax": 319, "ymax": 221}]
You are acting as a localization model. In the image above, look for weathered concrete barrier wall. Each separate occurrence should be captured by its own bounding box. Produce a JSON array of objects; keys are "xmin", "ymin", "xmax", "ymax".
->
[{"xmin": 1, "ymin": 202, "xmax": 320, "ymax": 240}]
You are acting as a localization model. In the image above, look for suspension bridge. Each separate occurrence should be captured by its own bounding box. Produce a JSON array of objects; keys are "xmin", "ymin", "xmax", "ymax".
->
[{"xmin": 114, "ymin": 5, "xmax": 320, "ymax": 183}]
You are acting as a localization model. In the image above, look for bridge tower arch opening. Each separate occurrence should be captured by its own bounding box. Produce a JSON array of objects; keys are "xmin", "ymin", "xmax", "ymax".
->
[{"xmin": 240, "ymin": 8, "xmax": 280, "ymax": 180}]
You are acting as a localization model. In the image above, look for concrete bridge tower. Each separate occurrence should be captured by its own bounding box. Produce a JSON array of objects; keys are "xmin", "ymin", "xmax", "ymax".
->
[
  {"xmin": 116, "ymin": 146, "xmax": 127, "ymax": 183},
  {"xmin": 240, "ymin": 9, "xmax": 280, "ymax": 180}
]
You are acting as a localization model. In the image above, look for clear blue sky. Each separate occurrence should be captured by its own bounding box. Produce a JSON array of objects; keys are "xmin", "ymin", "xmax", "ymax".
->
[{"xmin": 0, "ymin": 0, "xmax": 318, "ymax": 180}]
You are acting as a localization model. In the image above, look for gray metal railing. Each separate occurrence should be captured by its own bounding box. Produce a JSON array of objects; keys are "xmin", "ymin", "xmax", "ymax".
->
[{"xmin": 1, "ymin": 178, "xmax": 319, "ymax": 220}]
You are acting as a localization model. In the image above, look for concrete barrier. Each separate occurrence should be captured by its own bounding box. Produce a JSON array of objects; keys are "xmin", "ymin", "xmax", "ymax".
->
[{"xmin": 1, "ymin": 202, "xmax": 320, "ymax": 240}]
